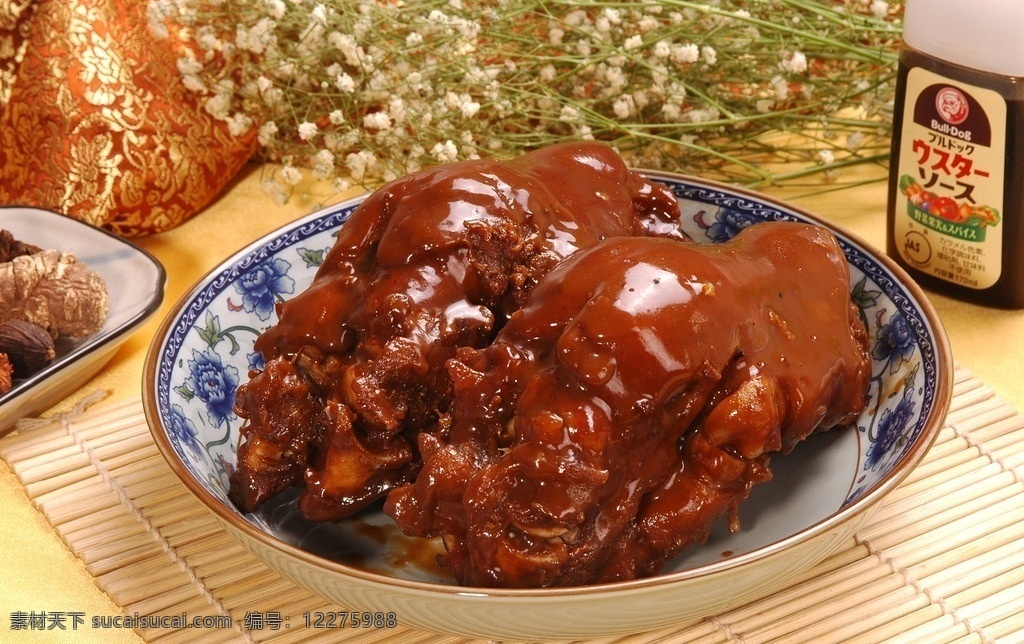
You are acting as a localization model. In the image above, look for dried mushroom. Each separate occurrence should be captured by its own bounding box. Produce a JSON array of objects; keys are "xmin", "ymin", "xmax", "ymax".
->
[
  {"xmin": 0, "ymin": 229, "xmax": 43, "ymax": 262},
  {"xmin": 0, "ymin": 247, "xmax": 109, "ymax": 339},
  {"xmin": 0, "ymin": 230, "xmax": 110, "ymax": 393},
  {"xmin": 0, "ymin": 354, "xmax": 11, "ymax": 394},
  {"xmin": 0, "ymin": 319, "xmax": 56, "ymax": 375}
]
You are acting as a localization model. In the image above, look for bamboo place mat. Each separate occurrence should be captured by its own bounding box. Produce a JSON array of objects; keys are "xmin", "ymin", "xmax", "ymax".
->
[{"xmin": 4, "ymin": 363, "xmax": 1024, "ymax": 643}]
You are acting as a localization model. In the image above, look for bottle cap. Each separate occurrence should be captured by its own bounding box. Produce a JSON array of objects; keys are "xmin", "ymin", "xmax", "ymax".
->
[{"xmin": 905, "ymin": 0, "xmax": 1024, "ymax": 76}]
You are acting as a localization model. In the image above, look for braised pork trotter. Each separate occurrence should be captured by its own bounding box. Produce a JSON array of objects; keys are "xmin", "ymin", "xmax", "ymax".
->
[
  {"xmin": 229, "ymin": 142, "xmax": 685, "ymax": 520},
  {"xmin": 385, "ymin": 222, "xmax": 871, "ymax": 587}
]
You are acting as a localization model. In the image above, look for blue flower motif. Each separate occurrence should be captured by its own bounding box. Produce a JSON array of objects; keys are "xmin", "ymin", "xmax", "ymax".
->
[
  {"xmin": 865, "ymin": 392, "xmax": 916, "ymax": 470},
  {"xmin": 169, "ymin": 404, "xmax": 204, "ymax": 461},
  {"xmin": 247, "ymin": 351, "xmax": 265, "ymax": 372},
  {"xmin": 694, "ymin": 207, "xmax": 760, "ymax": 242},
  {"xmin": 234, "ymin": 257, "xmax": 295, "ymax": 321},
  {"xmin": 871, "ymin": 311, "xmax": 915, "ymax": 374},
  {"xmin": 187, "ymin": 348, "xmax": 240, "ymax": 427}
]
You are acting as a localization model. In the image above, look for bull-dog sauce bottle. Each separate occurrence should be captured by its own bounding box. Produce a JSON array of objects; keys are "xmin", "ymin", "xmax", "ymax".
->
[{"xmin": 887, "ymin": 0, "xmax": 1024, "ymax": 307}]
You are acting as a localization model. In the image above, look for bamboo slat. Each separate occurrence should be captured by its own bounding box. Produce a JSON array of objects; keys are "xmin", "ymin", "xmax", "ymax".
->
[{"xmin": 2, "ymin": 363, "xmax": 1024, "ymax": 643}]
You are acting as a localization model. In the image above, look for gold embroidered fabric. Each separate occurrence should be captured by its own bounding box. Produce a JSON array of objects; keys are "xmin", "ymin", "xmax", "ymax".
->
[{"xmin": 0, "ymin": 0, "xmax": 256, "ymax": 237}]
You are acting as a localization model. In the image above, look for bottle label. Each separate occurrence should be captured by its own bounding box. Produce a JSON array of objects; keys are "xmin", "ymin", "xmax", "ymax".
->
[{"xmin": 893, "ymin": 67, "xmax": 1005, "ymax": 289}]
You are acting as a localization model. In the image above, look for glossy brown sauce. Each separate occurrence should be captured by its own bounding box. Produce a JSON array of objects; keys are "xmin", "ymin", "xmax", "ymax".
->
[
  {"xmin": 229, "ymin": 142, "xmax": 869, "ymax": 588},
  {"xmin": 385, "ymin": 223, "xmax": 870, "ymax": 587},
  {"xmin": 230, "ymin": 142, "xmax": 685, "ymax": 522}
]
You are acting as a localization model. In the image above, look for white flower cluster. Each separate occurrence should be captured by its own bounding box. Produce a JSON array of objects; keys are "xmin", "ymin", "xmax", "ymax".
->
[{"xmin": 147, "ymin": 0, "xmax": 900, "ymax": 194}]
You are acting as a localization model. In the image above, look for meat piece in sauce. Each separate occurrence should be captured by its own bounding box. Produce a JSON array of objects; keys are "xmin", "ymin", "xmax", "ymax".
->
[
  {"xmin": 229, "ymin": 142, "xmax": 686, "ymax": 520},
  {"xmin": 384, "ymin": 222, "xmax": 871, "ymax": 587}
]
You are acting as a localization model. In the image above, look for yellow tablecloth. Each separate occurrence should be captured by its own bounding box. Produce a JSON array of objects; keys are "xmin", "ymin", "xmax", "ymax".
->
[{"xmin": 1, "ymin": 159, "xmax": 1021, "ymax": 643}]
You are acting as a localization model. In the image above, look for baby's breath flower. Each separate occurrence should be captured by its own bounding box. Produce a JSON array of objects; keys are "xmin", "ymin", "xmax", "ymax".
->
[
  {"xmin": 195, "ymin": 26, "xmax": 221, "ymax": 51},
  {"xmin": 771, "ymin": 75, "xmax": 790, "ymax": 101},
  {"xmin": 564, "ymin": 9, "xmax": 586, "ymax": 27},
  {"xmin": 310, "ymin": 3, "xmax": 328, "ymax": 25},
  {"xmin": 780, "ymin": 51, "xmax": 809, "ymax": 75},
  {"xmin": 388, "ymin": 98, "xmax": 407, "ymax": 124},
  {"xmin": 346, "ymin": 149, "xmax": 377, "ymax": 181},
  {"xmin": 227, "ymin": 112, "xmax": 253, "ymax": 136},
  {"xmin": 236, "ymin": 18, "xmax": 275, "ymax": 54},
  {"xmin": 334, "ymin": 73, "xmax": 356, "ymax": 93},
  {"xmin": 687, "ymin": 107, "xmax": 720, "ymax": 124},
  {"xmin": 182, "ymin": 74, "xmax": 206, "ymax": 93},
  {"xmin": 603, "ymin": 66, "xmax": 627, "ymax": 92},
  {"xmin": 261, "ymin": 177, "xmax": 289, "ymax": 205},
  {"xmin": 151, "ymin": 0, "xmax": 901, "ymax": 191},
  {"xmin": 559, "ymin": 105, "xmax": 580, "ymax": 122},
  {"xmin": 637, "ymin": 16, "xmax": 659, "ymax": 33},
  {"xmin": 279, "ymin": 165, "xmax": 304, "ymax": 186},
  {"xmin": 460, "ymin": 99, "xmax": 481, "ymax": 119},
  {"xmin": 328, "ymin": 32, "xmax": 365, "ymax": 68},
  {"xmin": 297, "ymin": 121, "xmax": 318, "ymax": 140},
  {"xmin": 671, "ymin": 43, "xmax": 699, "ymax": 64},
  {"xmin": 428, "ymin": 9, "xmax": 448, "ymax": 27},
  {"xmin": 363, "ymin": 111, "xmax": 392, "ymax": 131},
  {"xmin": 258, "ymin": 121, "xmax": 279, "ymax": 146},
  {"xmin": 312, "ymin": 148, "xmax": 334, "ymax": 166},
  {"xmin": 431, "ymin": 140, "xmax": 459, "ymax": 163},
  {"xmin": 613, "ymin": 95, "xmax": 634, "ymax": 119},
  {"xmin": 264, "ymin": 0, "xmax": 286, "ymax": 20},
  {"xmin": 313, "ymin": 163, "xmax": 334, "ymax": 180},
  {"xmin": 204, "ymin": 93, "xmax": 231, "ymax": 120}
]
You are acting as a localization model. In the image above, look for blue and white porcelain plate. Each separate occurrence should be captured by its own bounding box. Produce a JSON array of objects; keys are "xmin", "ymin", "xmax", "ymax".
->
[{"xmin": 145, "ymin": 172, "xmax": 952, "ymax": 582}]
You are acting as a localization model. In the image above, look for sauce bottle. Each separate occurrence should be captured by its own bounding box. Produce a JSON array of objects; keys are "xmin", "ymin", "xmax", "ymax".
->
[{"xmin": 886, "ymin": 0, "xmax": 1024, "ymax": 307}]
